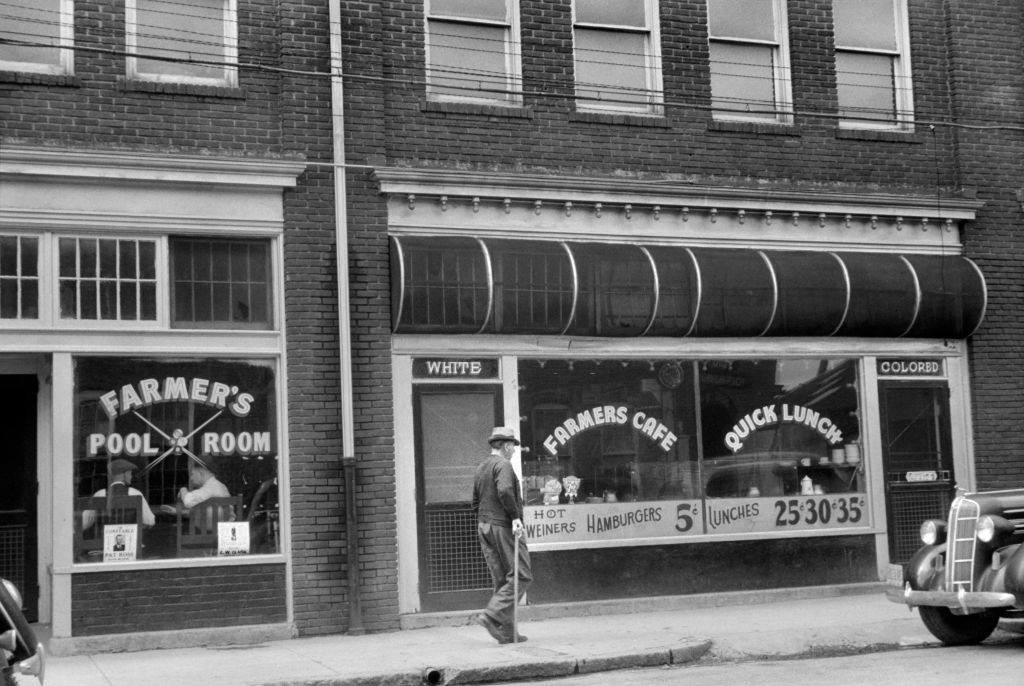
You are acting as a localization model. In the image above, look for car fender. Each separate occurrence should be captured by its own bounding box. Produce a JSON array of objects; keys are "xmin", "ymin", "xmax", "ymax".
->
[
  {"xmin": 906, "ymin": 542, "xmax": 946, "ymax": 591},
  {"xmin": 999, "ymin": 543, "xmax": 1024, "ymax": 595}
]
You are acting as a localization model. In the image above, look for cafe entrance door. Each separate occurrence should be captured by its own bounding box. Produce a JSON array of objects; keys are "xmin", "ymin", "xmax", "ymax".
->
[
  {"xmin": 0, "ymin": 374, "xmax": 39, "ymax": 621},
  {"xmin": 879, "ymin": 381, "xmax": 955, "ymax": 564},
  {"xmin": 414, "ymin": 384, "xmax": 503, "ymax": 612}
]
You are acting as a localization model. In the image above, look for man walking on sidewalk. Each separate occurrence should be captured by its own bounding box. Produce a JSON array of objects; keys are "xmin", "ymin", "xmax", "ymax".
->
[{"xmin": 472, "ymin": 426, "xmax": 532, "ymax": 644}]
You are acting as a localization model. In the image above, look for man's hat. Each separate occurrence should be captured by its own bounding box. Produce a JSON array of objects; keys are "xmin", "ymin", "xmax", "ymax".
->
[
  {"xmin": 488, "ymin": 426, "xmax": 520, "ymax": 445},
  {"xmin": 108, "ymin": 458, "xmax": 137, "ymax": 475}
]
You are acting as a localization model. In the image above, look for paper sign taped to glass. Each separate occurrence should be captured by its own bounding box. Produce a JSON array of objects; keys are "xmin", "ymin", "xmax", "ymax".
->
[
  {"xmin": 103, "ymin": 524, "xmax": 138, "ymax": 562},
  {"xmin": 218, "ymin": 521, "xmax": 251, "ymax": 555}
]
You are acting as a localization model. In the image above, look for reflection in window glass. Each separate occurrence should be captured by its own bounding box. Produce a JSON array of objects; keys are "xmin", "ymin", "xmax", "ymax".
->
[
  {"xmin": 700, "ymin": 359, "xmax": 861, "ymax": 498},
  {"xmin": 72, "ymin": 357, "xmax": 280, "ymax": 562},
  {"xmin": 519, "ymin": 359, "xmax": 699, "ymax": 504}
]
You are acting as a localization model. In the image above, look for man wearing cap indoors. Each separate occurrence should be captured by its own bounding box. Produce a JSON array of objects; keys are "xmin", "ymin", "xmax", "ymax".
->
[
  {"xmin": 472, "ymin": 426, "xmax": 532, "ymax": 644},
  {"xmin": 81, "ymin": 458, "xmax": 156, "ymax": 530}
]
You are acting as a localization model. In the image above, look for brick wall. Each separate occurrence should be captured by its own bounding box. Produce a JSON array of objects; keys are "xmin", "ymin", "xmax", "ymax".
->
[
  {"xmin": 71, "ymin": 565, "xmax": 286, "ymax": 635},
  {"xmin": 943, "ymin": 2, "xmax": 1024, "ymax": 487}
]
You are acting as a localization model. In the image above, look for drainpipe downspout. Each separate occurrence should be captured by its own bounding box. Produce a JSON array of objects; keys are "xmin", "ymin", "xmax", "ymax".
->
[{"xmin": 328, "ymin": 1, "xmax": 363, "ymax": 635}]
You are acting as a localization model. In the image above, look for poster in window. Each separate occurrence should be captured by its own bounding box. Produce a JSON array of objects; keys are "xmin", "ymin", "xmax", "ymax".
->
[
  {"xmin": 103, "ymin": 524, "xmax": 138, "ymax": 562},
  {"xmin": 218, "ymin": 521, "xmax": 251, "ymax": 555}
]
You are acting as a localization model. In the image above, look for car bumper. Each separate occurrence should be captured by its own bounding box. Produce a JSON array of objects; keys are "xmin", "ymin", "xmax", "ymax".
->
[{"xmin": 885, "ymin": 583, "xmax": 1017, "ymax": 611}]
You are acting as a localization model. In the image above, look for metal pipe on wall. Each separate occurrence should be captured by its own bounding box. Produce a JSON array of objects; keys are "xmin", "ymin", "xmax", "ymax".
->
[{"xmin": 328, "ymin": 0, "xmax": 363, "ymax": 634}]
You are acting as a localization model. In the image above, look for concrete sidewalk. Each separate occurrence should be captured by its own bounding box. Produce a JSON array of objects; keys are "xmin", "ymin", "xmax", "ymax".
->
[{"xmin": 41, "ymin": 583, "xmax": 1021, "ymax": 686}]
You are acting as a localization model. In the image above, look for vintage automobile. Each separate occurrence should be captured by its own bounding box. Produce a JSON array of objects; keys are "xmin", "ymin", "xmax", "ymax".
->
[
  {"xmin": 0, "ymin": 578, "xmax": 44, "ymax": 685},
  {"xmin": 887, "ymin": 487, "xmax": 1024, "ymax": 645}
]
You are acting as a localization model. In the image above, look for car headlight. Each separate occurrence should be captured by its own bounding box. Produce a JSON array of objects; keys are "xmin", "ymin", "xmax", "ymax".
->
[
  {"xmin": 920, "ymin": 519, "xmax": 947, "ymax": 545},
  {"xmin": 976, "ymin": 515, "xmax": 1013, "ymax": 544}
]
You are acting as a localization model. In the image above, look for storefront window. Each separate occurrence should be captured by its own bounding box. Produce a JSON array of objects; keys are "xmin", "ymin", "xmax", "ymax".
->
[
  {"xmin": 73, "ymin": 357, "xmax": 280, "ymax": 562},
  {"xmin": 519, "ymin": 357, "xmax": 864, "ymax": 544}
]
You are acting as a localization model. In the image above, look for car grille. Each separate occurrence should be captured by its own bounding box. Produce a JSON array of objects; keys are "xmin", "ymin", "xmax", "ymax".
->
[{"xmin": 946, "ymin": 496, "xmax": 980, "ymax": 592}]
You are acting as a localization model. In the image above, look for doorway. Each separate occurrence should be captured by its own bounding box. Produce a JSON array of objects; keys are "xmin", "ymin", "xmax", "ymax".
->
[
  {"xmin": 0, "ymin": 375, "xmax": 38, "ymax": 621},
  {"xmin": 878, "ymin": 381, "xmax": 955, "ymax": 564},
  {"xmin": 414, "ymin": 384, "xmax": 503, "ymax": 612}
]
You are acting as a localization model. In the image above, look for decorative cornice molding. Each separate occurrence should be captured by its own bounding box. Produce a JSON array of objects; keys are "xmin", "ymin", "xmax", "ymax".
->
[
  {"xmin": 1, "ymin": 145, "xmax": 307, "ymax": 188},
  {"xmin": 374, "ymin": 167, "xmax": 983, "ymax": 221}
]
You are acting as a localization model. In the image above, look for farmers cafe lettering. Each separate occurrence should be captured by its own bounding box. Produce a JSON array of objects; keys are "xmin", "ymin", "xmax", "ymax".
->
[
  {"xmin": 543, "ymin": 405, "xmax": 678, "ymax": 455},
  {"xmin": 87, "ymin": 377, "xmax": 272, "ymax": 459}
]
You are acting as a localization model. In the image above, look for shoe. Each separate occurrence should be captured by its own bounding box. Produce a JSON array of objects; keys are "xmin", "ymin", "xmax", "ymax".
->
[
  {"xmin": 476, "ymin": 614, "xmax": 506, "ymax": 643},
  {"xmin": 500, "ymin": 632, "xmax": 527, "ymax": 644}
]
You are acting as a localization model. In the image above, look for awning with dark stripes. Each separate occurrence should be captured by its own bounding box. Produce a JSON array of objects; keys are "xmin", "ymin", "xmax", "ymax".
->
[{"xmin": 390, "ymin": 236, "xmax": 986, "ymax": 339}]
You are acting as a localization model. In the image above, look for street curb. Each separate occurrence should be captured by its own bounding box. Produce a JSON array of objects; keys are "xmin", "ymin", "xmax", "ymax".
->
[{"xmin": 257, "ymin": 639, "xmax": 713, "ymax": 686}]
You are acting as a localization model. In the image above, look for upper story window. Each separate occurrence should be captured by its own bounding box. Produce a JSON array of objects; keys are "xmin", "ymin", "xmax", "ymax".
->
[
  {"xmin": 707, "ymin": 0, "xmax": 792, "ymax": 123},
  {"xmin": 425, "ymin": 0, "xmax": 522, "ymax": 104},
  {"xmin": 833, "ymin": 0, "xmax": 914, "ymax": 129},
  {"xmin": 125, "ymin": 0, "xmax": 238, "ymax": 86},
  {"xmin": 572, "ymin": 0, "xmax": 663, "ymax": 114},
  {"xmin": 0, "ymin": 0, "xmax": 74, "ymax": 74}
]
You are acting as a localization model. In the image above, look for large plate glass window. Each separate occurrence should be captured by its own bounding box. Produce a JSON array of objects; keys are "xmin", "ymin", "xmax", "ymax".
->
[
  {"xmin": 520, "ymin": 357, "xmax": 864, "ymax": 546},
  {"xmin": 833, "ymin": 0, "xmax": 913, "ymax": 129},
  {"xmin": 707, "ymin": 0, "xmax": 792, "ymax": 123},
  {"xmin": 72, "ymin": 357, "xmax": 280, "ymax": 562},
  {"xmin": 0, "ymin": 234, "xmax": 39, "ymax": 321},
  {"xmin": 0, "ymin": 0, "xmax": 74, "ymax": 75},
  {"xmin": 125, "ymin": 0, "xmax": 238, "ymax": 85},
  {"xmin": 425, "ymin": 0, "xmax": 522, "ymax": 104},
  {"xmin": 170, "ymin": 237, "xmax": 272, "ymax": 329},
  {"xmin": 573, "ymin": 0, "xmax": 664, "ymax": 114}
]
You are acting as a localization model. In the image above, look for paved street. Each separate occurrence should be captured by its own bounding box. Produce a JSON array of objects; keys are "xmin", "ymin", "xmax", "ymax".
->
[{"xmin": 524, "ymin": 640, "xmax": 1024, "ymax": 686}]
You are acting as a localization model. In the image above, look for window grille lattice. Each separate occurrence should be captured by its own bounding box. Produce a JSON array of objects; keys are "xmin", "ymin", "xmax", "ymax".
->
[
  {"xmin": 0, "ymin": 526, "xmax": 26, "ymax": 593},
  {"xmin": 425, "ymin": 507, "xmax": 491, "ymax": 593}
]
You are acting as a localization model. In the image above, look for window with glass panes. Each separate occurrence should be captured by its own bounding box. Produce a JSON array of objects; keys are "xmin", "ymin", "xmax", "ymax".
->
[
  {"xmin": 573, "ymin": 0, "xmax": 663, "ymax": 113},
  {"xmin": 170, "ymin": 238, "xmax": 271, "ymax": 329},
  {"xmin": 0, "ymin": 235, "xmax": 39, "ymax": 320},
  {"xmin": 58, "ymin": 237, "xmax": 158, "ymax": 322},
  {"xmin": 833, "ymin": 0, "xmax": 913, "ymax": 128},
  {"xmin": 425, "ymin": 0, "xmax": 522, "ymax": 103},
  {"xmin": 0, "ymin": 0, "xmax": 73, "ymax": 74},
  {"xmin": 125, "ymin": 0, "xmax": 237, "ymax": 85},
  {"xmin": 707, "ymin": 0, "xmax": 792, "ymax": 122}
]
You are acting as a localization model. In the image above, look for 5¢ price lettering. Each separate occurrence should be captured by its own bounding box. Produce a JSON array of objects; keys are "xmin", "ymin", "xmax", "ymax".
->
[{"xmin": 773, "ymin": 497, "xmax": 864, "ymax": 527}]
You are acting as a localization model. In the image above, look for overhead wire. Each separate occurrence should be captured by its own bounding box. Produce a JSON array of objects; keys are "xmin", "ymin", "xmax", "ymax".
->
[{"xmin": 2, "ymin": 8, "xmax": 1023, "ymax": 132}]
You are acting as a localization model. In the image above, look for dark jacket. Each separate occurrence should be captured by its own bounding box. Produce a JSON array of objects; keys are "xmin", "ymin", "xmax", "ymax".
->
[{"xmin": 472, "ymin": 453, "xmax": 523, "ymax": 527}]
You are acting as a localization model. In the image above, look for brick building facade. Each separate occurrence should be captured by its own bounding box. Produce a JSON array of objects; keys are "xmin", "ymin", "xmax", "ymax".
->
[{"xmin": 0, "ymin": 0, "xmax": 1021, "ymax": 647}]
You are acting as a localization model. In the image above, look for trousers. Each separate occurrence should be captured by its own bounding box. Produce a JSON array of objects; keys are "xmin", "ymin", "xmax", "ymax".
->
[{"xmin": 477, "ymin": 521, "xmax": 533, "ymax": 628}]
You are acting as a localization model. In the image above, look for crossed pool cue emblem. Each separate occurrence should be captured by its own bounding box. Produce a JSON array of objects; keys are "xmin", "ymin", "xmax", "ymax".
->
[{"xmin": 132, "ymin": 409, "xmax": 222, "ymax": 475}]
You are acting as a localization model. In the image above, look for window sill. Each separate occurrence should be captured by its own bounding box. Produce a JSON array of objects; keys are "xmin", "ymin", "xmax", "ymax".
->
[
  {"xmin": 836, "ymin": 127, "xmax": 921, "ymax": 143},
  {"xmin": 60, "ymin": 553, "xmax": 286, "ymax": 574},
  {"xmin": 120, "ymin": 78, "xmax": 246, "ymax": 99},
  {"xmin": 421, "ymin": 100, "xmax": 533, "ymax": 119},
  {"xmin": 570, "ymin": 110, "xmax": 670, "ymax": 128},
  {"xmin": 0, "ymin": 70, "xmax": 80, "ymax": 87},
  {"xmin": 708, "ymin": 119, "xmax": 797, "ymax": 136}
]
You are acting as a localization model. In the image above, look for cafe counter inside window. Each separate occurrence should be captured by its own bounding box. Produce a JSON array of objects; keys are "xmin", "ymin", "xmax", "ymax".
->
[
  {"xmin": 72, "ymin": 357, "xmax": 280, "ymax": 562},
  {"xmin": 519, "ymin": 357, "xmax": 865, "ymax": 544}
]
